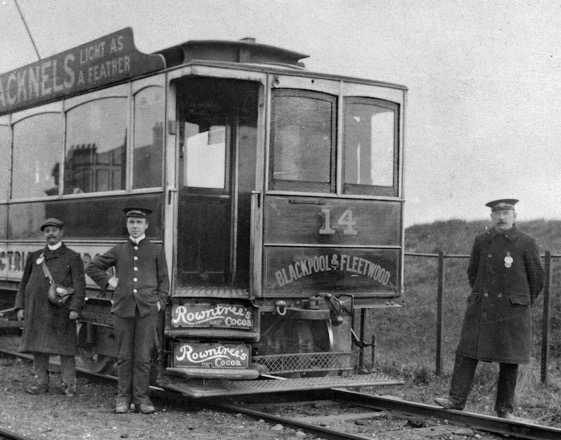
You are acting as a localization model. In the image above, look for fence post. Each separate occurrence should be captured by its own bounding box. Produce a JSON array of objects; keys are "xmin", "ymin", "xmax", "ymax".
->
[
  {"xmin": 541, "ymin": 251, "xmax": 552, "ymax": 384},
  {"xmin": 436, "ymin": 251, "xmax": 445, "ymax": 375}
]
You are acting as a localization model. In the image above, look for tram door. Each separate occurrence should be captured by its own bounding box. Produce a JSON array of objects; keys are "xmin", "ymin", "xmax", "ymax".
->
[{"xmin": 175, "ymin": 77, "xmax": 259, "ymax": 291}]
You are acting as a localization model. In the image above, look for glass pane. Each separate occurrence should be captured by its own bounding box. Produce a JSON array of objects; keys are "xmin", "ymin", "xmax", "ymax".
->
[
  {"xmin": 12, "ymin": 113, "xmax": 63, "ymax": 199},
  {"xmin": 65, "ymin": 97, "xmax": 127, "ymax": 193},
  {"xmin": 344, "ymin": 101, "xmax": 395, "ymax": 188},
  {"xmin": 272, "ymin": 94, "xmax": 332, "ymax": 183},
  {"xmin": 185, "ymin": 124, "xmax": 226, "ymax": 188},
  {"xmin": 0, "ymin": 125, "xmax": 9, "ymax": 199},
  {"xmin": 133, "ymin": 86, "xmax": 164, "ymax": 189}
]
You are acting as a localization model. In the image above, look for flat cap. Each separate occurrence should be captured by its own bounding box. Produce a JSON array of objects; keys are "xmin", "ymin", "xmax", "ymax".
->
[
  {"xmin": 40, "ymin": 218, "xmax": 64, "ymax": 231},
  {"xmin": 485, "ymin": 198, "xmax": 518, "ymax": 212},
  {"xmin": 123, "ymin": 207, "xmax": 153, "ymax": 218}
]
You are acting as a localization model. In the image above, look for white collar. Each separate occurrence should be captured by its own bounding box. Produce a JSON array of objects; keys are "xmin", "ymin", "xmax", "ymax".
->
[
  {"xmin": 130, "ymin": 234, "xmax": 146, "ymax": 244},
  {"xmin": 47, "ymin": 242, "xmax": 62, "ymax": 251}
]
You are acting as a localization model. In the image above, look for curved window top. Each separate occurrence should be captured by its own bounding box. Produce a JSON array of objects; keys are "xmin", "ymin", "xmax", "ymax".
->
[
  {"xmin": 12, "ymin": 112, "xmax": 63, "ymax": 199},
  {"xmin": 132, "ymin": 86, "xmax": 165, "ymax": 189},
  {"xmin": 269, "ymin": 89, "xmax": 335, "ymax": 193},
  {"xmin": 343, "ymin": 97, "xmax": 399, "ymax": 196},
  {"xmin": 65, "ymin": 97, "xmax": 127, "ymax": 194}
]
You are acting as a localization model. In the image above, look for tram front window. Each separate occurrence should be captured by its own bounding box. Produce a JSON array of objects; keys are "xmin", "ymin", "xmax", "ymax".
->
[
  {"xmin": 343, "ymin": 98, "xmax": 398, "ymax": 196},
  {"xmin": 270, "ymin": 89, "xmax": 335, "ymax": 192}
]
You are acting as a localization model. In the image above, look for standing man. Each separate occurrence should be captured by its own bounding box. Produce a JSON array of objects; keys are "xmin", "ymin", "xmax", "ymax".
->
[
  {"xmin": 14, "ymin": 218, "xmax": 86, "ymax": 396},
  {"xmin": 435, "ymin": 199, "xmax": 545, "ymax": 419},
  {"xmin": 86, "ymin": 208, "xmax": 169, "ymax": 414}
]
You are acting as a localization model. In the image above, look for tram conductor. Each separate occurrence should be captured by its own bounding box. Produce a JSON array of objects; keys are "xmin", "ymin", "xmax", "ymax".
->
[
  {"xmin": 86, "ymin": 208, "xmax": 169, "ymax": 414},
  {"xmin": 435, "ymin": 199, "xmax": 545, "ymax": 419},
  {"xmin": 14, "ymin": 218, "xmax": 86, "ymax": 396}
]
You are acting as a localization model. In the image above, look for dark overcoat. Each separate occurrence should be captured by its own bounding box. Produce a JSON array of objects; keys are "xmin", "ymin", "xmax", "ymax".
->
[
  {"xmin": 85, "ymin": 239, "xmax": 169, "ymax": 318},
  {"xmin": 456, "ymin": 225, "xmax": 545, "ymax": 364},
  {"xmin": 14, "ymin": 244, "xmax": 86, "ymax": 355}
]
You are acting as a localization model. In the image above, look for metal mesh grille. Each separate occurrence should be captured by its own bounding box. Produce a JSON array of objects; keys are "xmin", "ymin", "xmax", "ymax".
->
[{"xmin": 252, "ymin": 352, "xmax": 354, "ymax": 374}]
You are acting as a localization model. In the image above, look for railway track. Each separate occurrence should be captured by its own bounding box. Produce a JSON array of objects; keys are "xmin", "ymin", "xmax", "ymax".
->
[{"xmin": 1, "ymin": 338, "xmax": 560, "ymax": 440}]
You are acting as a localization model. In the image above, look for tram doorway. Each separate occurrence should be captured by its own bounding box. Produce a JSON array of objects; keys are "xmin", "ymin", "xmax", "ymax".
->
[{"xmin": 175, "ymin": 77, "xmax": 260, "ymax": 291}]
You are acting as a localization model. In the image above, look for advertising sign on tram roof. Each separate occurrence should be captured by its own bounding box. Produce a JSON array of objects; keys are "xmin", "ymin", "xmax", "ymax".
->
[{"xmin": 0, "ymin": 27, "xmax": 165, "ymax": 115}]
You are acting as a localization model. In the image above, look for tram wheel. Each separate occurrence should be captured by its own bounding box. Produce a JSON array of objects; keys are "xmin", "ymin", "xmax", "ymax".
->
[{"xmin": 77, "ymin": 323, "xmax": 115, "ymax": 374}]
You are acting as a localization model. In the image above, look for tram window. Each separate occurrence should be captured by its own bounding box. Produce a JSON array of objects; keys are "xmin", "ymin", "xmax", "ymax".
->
[
  {"xmin": 0, "ymin": 125, "xmax": 9, "ymax": 200},
  {"xmin": 133, "ymin": 86, "xmax": 165, "ymax": 189},
  {"xmin": 65, "ymin": 97, "xmax": 127, "ymax": 193},
  {"xmin": 12, "ymin": 113, "xmax": 63, "ymax": 199},
  {"xmin": 344, "ymin": 98, "xmax": 398, "ymax": 196},
  {"xmin": 184, "ymin": 123, "xmax": 227, "ymax": 189},
  {"xmin": 270, "ymin": 90, "xmax": 335, "ymax": 192}
]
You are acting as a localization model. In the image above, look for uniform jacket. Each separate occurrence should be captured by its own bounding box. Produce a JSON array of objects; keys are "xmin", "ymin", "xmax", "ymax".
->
[
  {"xmin": 86, "ymin": 239, "xmax": 169, "ymax": 318},
  {"xmin": 456, "ymin": 224, "xmax": 545, "ymax": 364},
  {"xmin": 14, "ymin": 244, "xmax": 86, "ymax": 355}
]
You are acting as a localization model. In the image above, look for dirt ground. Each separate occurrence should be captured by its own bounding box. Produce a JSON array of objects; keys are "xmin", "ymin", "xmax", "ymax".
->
[{"xmin": 0, "ymin": 356, "xmax": 319, "ymax": 440}]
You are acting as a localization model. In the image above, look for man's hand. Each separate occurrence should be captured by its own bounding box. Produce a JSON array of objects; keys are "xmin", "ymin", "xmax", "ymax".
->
[
  {"xmin": 108, "ymin": 276, "xmax": 119, "ymax": 289},
  {"xmin": 17, "ymin": 309, "xmax": 24, "ymax": 321},
  {"xmin": 69, "ymin": 311, "xmax": 79, "ymax": 321}
]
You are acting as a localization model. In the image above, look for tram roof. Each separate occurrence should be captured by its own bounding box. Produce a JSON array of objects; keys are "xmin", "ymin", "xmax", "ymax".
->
[{"xmin": 156, "ymin": 38, "xmax": 309, "ymax": 70}]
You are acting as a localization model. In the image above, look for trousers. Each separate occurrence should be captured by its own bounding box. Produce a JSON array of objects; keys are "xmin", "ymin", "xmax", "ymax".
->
[
  {"xmin": 113, "ymin": 307, "xmax": 158, "ymax": 405},
  {"xmin": 449, "ymin": 354, "xmax": 518, "ymax": 415},
  {"xmin": 33, "ymin": 352, "xmax": 76, "ymax": 385}
]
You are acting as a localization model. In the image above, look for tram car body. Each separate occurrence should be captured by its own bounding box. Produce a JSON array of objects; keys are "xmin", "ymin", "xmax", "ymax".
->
[{"xmin": 0, "ymin": 28, "xmax": 405, "ymax": 388}]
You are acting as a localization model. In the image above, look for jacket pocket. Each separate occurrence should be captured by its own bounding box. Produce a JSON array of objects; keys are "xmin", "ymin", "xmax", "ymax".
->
[
  {"xmin": 466, "ymin": 291, "xmax": 480, "ymax": 302},
  {"xmin": 510, "ymin": 295, "xmax": 530, "ymax": 305}
]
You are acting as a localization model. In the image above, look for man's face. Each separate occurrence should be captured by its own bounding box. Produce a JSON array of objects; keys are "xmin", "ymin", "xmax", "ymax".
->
[
  {"xmin": 491, "ymin": 209, "xmax": 516, "ymax": 233},
  {"xmin": 43, "ymin": 226, "xmax": 63, "ymax": 246},
  {"xmin": 127, "ymin": 217, "xmax": 148, "ymax": 238}
]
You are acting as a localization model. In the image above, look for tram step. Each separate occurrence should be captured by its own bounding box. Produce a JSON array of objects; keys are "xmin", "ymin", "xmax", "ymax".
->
[
  {"xmin": 165, "ymin": 328, "xmax": 260, "ymax": 341},
  {"xmin": 163, "ymin": 373, "xmax": 403, "ymax": 399},
  {"xmin": 166, "ymin": 367, "xmax": 259, "ymax": 380}
]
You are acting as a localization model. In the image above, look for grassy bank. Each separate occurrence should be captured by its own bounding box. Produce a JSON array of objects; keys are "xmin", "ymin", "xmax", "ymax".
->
[{"xmin": 366, "ymin": 219, "xmax": 561, "ymax": 423}]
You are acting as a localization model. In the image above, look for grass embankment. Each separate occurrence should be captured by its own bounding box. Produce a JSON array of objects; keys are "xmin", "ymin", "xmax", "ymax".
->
[{"xmin": 367, "ymin": 219, "xmax": 561, "ymax": 423}]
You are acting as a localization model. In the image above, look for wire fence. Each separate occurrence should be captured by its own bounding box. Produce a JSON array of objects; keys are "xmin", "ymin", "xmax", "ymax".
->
[{"xmin": 368, "ymin": 251, "xmax": 561, "ymax": 384}]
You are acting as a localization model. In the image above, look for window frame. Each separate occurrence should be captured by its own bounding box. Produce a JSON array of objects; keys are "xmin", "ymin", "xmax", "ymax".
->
[
  {"xmin": 342, "ymin": 96, "xmax": 400, "ymax": 197},
  {"xmin": 268, "ymin": 88, "xmax": 337, "ymax": 193},
  {"xmin": 131, "ymin": 84, "xmax": 166, "ymax": 190}
]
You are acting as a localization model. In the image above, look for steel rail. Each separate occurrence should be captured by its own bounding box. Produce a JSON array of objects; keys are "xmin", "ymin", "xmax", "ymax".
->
[
  {"xmin": 197, "ymin": 400, "xmax": 374, "ymax": 440},
  {"xmin": 0, "ymin": 426, "xmax": 37, "ymax": 440},
  {"xmin": 332, "ymin": 389, "xmax": 561, "ymax": 440}
]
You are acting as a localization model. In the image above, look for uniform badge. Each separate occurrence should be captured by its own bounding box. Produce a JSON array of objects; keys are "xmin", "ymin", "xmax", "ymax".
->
[
  {"xmin": 36, "ymin": 254, "xmax": 45, "ymax": 265},
  {"xmin": 504, "ymin": 252, "xmax": 513, "ymax": 268}
]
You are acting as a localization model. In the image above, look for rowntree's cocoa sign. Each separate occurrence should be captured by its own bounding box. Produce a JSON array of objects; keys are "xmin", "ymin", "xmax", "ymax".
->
[{"xmin": 0, "ymin": 27, "xmax": 165, "ymax": 115}]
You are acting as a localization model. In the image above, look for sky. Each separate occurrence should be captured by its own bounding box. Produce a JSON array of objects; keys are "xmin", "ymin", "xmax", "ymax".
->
[{"xmin": 1, "ymin": 0, "xmax": 560, "ymax": 226}]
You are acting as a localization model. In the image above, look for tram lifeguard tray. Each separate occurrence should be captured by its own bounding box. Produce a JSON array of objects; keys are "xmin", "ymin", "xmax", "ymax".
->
[{"xmin": 164, "ymin": 373, "xmax": 404, "ymax": 399}]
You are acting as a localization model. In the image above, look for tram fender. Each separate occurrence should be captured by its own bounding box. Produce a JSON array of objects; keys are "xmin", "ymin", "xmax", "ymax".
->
[{"xmin": 284, "ymin": 308, "xmax": 330, "ymax": 320}]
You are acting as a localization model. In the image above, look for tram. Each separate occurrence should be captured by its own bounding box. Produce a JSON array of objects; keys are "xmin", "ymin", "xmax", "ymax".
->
[{"xmin": 0, "ymin": 28, "xmax": 406, "ymax": 395}]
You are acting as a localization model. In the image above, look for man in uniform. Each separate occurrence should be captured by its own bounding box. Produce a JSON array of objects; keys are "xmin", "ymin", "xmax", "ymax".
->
[
  {"xmin": 435, "ymin": 199, "xmax": 545, "ymax": 419},
  {"xmin": 86, "ymin": 208, "xmax": 169, "ymax": 414},
  {"xmin": 14, "ymin": 218, "xmax": 86, "ymax": 396}
]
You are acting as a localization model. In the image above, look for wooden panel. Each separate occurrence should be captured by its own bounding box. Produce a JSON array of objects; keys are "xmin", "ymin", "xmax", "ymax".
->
[
  {"xmin": 264, "ymin": 196, "xmax": 400, "ymax": 246},
  {"xmin": 264, "ymin": 247, "xmax": 400, "ymax": 295},
  {"xmin": 172, "ymin": 341, "xmax": 250, "ymax": 369}
]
